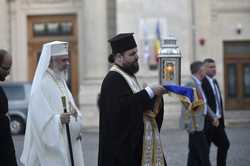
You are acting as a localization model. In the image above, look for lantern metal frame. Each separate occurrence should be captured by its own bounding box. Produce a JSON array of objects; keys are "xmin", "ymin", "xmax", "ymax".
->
[{"xmin": 159, "ymin": 36, "xmax": 182, "ymax": 85}]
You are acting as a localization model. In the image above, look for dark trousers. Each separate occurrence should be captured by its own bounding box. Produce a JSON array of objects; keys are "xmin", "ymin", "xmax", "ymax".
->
[
  {"xmin": 0, "ymin": 116, "xmax": 18, "ymax": 166},
  {"xmin": 205, "ymin": 126, "xmax": 230, "ymax": 166},
  {"xmin": 187, "ymin": 131, "xmax": 210, "ymax": 166}
]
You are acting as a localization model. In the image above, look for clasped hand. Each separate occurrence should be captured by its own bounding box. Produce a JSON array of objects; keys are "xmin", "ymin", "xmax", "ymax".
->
[
  {"xmin": 150, "ymin": 85, "xmax": 167, "ymax": 96},
  {"xmin": 60, "ymin": 109, "xmax": 78, "ymax": 124},
  {"xmin": 212, "ymin": 118, "xmax": 220, "ymax": 127}
]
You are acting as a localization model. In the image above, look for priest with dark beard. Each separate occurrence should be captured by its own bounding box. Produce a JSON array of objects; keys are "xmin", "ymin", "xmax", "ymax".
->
[{"xmin": 98, "ymin": 33, "xmax": 167, "ymax": 166}]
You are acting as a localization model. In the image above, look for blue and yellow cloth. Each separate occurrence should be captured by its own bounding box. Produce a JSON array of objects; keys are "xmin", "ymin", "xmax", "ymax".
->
[{"xmin": 163, "ymin": 84, "xmax": 204, "ymax": 111}]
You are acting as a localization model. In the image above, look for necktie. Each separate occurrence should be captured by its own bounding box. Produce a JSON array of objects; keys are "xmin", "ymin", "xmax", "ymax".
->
[{"xmin": 213, "ymin": 79, "xmax": 221, "ymax": 116}]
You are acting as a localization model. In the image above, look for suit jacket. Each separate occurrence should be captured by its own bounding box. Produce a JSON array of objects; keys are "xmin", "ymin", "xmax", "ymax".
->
[
  {"xmin": 180, "ymin": 77, "xmax": 217, "ymax": 133},
  {"xmin": 180, "ymin": 78, "xmax": 206, "ymax": 133},
  {"xmin": 202, "ymin": 76, "xmax": 225, "ymax": 128}
]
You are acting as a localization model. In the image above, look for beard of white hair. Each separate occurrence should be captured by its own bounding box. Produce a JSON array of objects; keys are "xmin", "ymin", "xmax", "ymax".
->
[{"xmin": 51, "ymin": 61, "xmax": 68, "ymax": 81}]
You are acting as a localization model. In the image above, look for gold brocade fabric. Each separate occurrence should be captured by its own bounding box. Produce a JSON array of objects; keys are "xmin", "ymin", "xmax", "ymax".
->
[
  {"xmin": 180, "ymin": 88, "xmax": 205, "ymax": 130},
  {"xmin": 142, "ymin": 97, "xmax": 165, "ymax": 166},
  {"xmin": 110, "ymin": 65, "xmax": 165, "ymax": 166}
]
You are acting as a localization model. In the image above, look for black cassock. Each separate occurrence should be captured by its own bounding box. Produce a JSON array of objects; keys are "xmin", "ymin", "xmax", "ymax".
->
[
  {"xmin": 98, "ymin": 71, "xmax": 165, "ymax": 166},
  {"xmin": 0, "ymin": 86, "xmax": 18, "ymax": 166}
]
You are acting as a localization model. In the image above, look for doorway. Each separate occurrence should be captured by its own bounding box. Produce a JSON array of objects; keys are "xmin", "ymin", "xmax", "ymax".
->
[
  {"xmin": 224, "ymin": 41, "xmax": 250, "ymax": 110},
  {"xmin": 27, "ymin": 14, "xmax": 79, "ymax": 101}
]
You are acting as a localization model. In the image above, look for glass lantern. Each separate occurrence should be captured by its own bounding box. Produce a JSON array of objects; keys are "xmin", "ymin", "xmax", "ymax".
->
[{"xmin": 159, "ymin": 36, "xmax": 182, "ymax": 85}]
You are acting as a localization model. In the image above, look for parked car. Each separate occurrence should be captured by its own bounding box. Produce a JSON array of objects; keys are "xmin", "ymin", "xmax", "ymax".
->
[{"xmin": 0, "ymin": 82, "xmax": 31, "ymax": 135}]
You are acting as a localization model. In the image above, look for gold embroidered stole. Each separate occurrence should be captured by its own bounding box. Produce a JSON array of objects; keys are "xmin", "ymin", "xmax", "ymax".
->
[{"xmin": 110, "ymin": 65, "xmax": 165, "ymax": 166}]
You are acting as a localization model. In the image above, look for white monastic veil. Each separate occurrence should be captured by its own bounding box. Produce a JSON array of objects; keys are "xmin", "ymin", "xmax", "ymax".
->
[
  {"xmin": 31, "ymin": 41, "xmax": 62, "ymax": 95},
  {"xmin": 30, "ymin": 41, "xmax": 80, "ymax": 112}
]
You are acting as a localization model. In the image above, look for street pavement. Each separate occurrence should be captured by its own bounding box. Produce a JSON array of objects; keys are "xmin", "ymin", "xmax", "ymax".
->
[{"xmin": 13, "ymin": 127, "xmax": 250, "ymax": 166}]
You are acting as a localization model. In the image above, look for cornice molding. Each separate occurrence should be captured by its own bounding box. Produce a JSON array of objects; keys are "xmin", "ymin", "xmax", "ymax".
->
[{"xmin": 20, "ymin": 0, "xmax": 81, "ymax": 4}]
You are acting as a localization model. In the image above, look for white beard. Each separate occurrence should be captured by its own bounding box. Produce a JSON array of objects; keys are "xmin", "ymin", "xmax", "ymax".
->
[
  {"xmin": 51, "ymin": 60, "xmax": 69, "ymax": 81},
  {"xmin": 54, "ymin": 69, "xmax": 68, "ymax": 81}
]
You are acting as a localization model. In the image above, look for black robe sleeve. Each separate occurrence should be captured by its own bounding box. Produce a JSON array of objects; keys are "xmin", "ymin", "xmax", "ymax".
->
[
  {"xmin": 0, "ymin": 87, "xmax": 18, "ymax": 166},
  {"xmin": 98, "ymin": 71, "xmax": 164, "ymax": 166}
]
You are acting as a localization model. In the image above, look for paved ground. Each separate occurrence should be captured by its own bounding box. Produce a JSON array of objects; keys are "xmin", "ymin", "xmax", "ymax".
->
[{"xmin": 14, "ymin": 127, "xmax": 250, "ymax": 166}]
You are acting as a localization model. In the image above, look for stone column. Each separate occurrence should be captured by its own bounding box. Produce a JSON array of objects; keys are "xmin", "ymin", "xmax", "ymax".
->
[
  {"xmin": 81, "ymin": 0, "xmax": 108, "ymax": 80},
  {"xmin": 0, "ymin": 0, "xmax": 10, "ymax": 50}
]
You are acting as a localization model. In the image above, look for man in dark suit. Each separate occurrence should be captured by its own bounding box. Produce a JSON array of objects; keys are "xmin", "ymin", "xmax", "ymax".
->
[
  {"xmin": 0, "ymin": 49, "xmax": 18, "ymax": 166},
  {"xmin": 180, "ymin": 61, "xmax": 219, "ymax": 166},
  {"xmin": 202, "ymin": 58, "xmax": 230, "ymax": 166}
]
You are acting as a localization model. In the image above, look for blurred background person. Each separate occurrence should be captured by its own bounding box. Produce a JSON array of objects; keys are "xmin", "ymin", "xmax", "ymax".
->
[
  {"xmin": 0, "ymin": 49, "xmax": 18, "ymax": 166},
  {"xmin": 202, "ymin": 58, "xmax": 230, "ymax": 166},
  {"xmin": 180, "ymin": 61, "xmax": 218, "ymax": 166}
]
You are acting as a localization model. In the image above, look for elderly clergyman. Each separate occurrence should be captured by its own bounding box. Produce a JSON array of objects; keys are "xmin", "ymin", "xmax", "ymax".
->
[{"xmin": 21, "ymin": 41, "xmax": 85, "ymax": 166}]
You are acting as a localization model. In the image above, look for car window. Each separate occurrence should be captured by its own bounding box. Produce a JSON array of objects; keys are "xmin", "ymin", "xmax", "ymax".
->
[
  {"xmin": 2, "ymin": 85, "xmax": 25, "ymax": 100},
  {"xmin": 26, "ymin": 84, "xmax": 32, "ymax": 98}
]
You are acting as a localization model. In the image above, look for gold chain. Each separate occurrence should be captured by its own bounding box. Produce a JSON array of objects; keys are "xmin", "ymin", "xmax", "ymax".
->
[
  {"xmin": 46, "ymin": 69, "xmax": 73, "ymax": 112},
  {"xmin": 47, "ymin": 69, "xmax": 67, "ymax": 96}
]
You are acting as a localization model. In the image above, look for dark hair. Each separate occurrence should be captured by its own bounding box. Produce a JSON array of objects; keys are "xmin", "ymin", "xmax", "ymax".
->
[
  {"xmin": 108, "ymin": 54, "xmax": 115, "ymax": 63},
  {"xmin": 203, "ymin": 58, "xmax": 215, "ymax": 64},
  {"xmin": 108, "ymin": 52, "xmax": 125, "ymax": 63},
  {"xmin": 0, "ymin": 49, "xmax": 8, "ymax": 65},
  {"xmin": 190, "ymin": 61, "xmax": 204, "ymax": 74}
]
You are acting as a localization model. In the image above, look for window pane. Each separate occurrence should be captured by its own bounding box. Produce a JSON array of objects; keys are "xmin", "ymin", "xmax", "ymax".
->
[
  {"xmin": 33, "ymin": 21, "xmax": 73, "ymax": 36},
  {"xmin": 3, "ymin": 85, "xmax": 25, "ymax": 100},
  {"xmin": 61, "ymin": 22, "xmax": 73, "ymax": 35},
  {"xmin": 47, "ymin": 22, "xmax": 59, "ymax": 35},
  {"xmin": 227, "ymin": 64, "xmax": 237, "ymax": 97},
  {"xmin": 243, "ymin": 64, "xmax": 250, "ymax": 97},
  {"xmin": 33, "ymin": 23, "xmax": 46, "ymax": 36},
  {"xmin": 224, "ymin": 42, "xmax": 250, "ymax": 55}
]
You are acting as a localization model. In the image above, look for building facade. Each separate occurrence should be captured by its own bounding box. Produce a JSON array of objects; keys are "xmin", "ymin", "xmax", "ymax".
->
[{"xmin": 0, "ymin": 0, "xmax": 249, "ymax": 127}]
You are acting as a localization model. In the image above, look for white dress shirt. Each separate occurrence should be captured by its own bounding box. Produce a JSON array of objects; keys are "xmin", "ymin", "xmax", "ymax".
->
[{"xmin": 206, "ymin": 76, "xmax": 221, "ymax": 118}]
